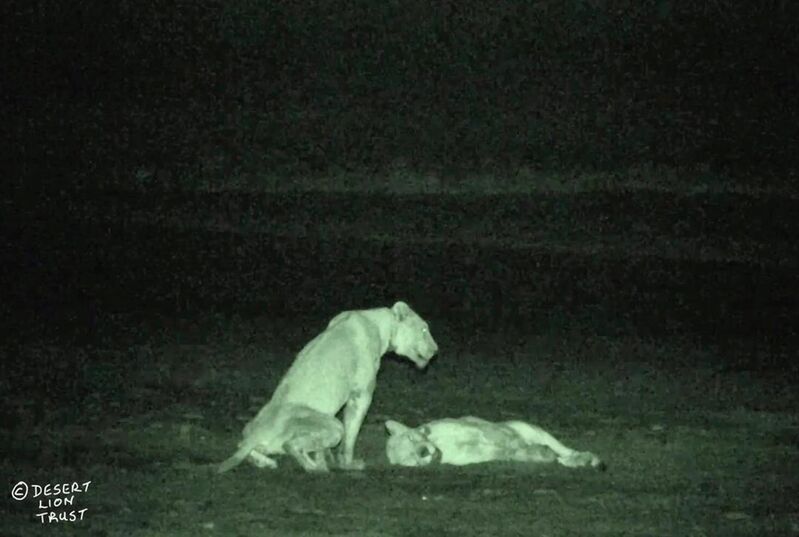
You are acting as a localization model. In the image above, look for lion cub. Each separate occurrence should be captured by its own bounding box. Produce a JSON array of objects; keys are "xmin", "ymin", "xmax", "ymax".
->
[
  {"xmin": 385, "ymin": 416, "xmax": 604, "ymax": 470},
  {"xmin": 218, "ymin": 301, "xmax": 438, "ymax": 473}
]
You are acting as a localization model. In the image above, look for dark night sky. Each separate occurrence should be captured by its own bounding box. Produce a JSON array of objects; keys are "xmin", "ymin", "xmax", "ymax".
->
[
  {"xmin": 2, "ymin": 8, "xmax": 799, "ymax": 534},
  {"xmin": 4, "ymin": 1, "xmax": 799, "ymax": 185},
  {"xmin": 2, "ymin": 1, "xmax": 797, "ymax": 347}
]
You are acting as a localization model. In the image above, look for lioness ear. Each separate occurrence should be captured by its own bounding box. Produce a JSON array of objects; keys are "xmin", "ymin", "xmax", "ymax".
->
[
  {"xmin": 392, "ymin": 301, "xmax": 412, "ymax": 320},
  {"xmin": 385, "ymin": 420, "xmax": 410, "ymax": 436}
]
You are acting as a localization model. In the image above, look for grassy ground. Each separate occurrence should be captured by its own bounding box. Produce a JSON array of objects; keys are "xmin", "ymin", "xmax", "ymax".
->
[
  {"xmin": 3, "ymin": 170, "xmax": 797, "ymax": 535},
  {"xmin": 2, "ymin": 312, "xmax": 798, "ymax": 537}
]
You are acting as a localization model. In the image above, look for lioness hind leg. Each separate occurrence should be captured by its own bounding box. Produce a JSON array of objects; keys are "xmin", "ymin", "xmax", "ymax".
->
[
  {"xmin": 503, "ymin": 421, "xmax": 604, "ymax": 469},
  {"xmin": 247, "ymin": 451, "xmax": 279, "ymax": 469},
  {"xmin": 284, "ymin": 442, "xmax": 325, "ymax": 472},
  {"xmin": 284, "ymin": 441, "xmax": 338, "ymax": 472},
  {"xmin": 510, "ymin": 444, "xmax": 558, "ymax": 464},
  {"xmin": 283, "ymin": 412, "xmax": 344, "ymax": 472},
  {"xmin": 310, "ymin": 449, "xmax": 334, "ymax": 472},
  {"xmin": 321, "ymin": 448, "xmax": 337, "ymax": 468}
]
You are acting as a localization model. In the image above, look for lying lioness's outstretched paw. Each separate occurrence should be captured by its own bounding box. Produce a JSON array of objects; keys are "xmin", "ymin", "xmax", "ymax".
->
[{"xmin": 248, "ymin": 451, "xmax": 279, "ymax": 469}]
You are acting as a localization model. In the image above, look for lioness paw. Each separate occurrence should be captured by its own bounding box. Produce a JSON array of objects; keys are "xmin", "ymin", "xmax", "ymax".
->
[
  {"xmin": 249, "ymin": 452, "xmax": 279, "ymax": 469},
  {"xmin": 559, "ymin": 451, "xmax": 603, "ymax": 469}
]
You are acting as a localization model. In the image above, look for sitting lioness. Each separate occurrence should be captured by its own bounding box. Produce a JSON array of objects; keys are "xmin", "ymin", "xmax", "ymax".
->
[
  {"xmin": 218, "ymin": 301, "xmax": 438, "ymax": 473},
  {"xmin": 385, "ymin": 416, "xmax": 604, "ymax": 470}
]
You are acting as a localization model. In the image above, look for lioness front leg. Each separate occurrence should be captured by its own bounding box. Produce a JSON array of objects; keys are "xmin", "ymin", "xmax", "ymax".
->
[{"xmin": 339, "ymin": 389, "xmax": 373, "ymax": 470}]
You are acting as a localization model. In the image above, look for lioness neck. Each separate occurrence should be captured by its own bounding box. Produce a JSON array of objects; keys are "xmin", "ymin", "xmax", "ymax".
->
[{"xmin": 349, "ymin": 307, "xmax": 396, "ymax": 357}]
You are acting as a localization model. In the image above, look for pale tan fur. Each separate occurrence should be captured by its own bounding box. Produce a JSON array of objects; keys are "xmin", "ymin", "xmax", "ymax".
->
[
  {"xmin": 218, "ymin": 301, "xmax": 438, "ymax": 473},
  {"xmin": 385, "ymin": 416, "xmax": 604, "ymax": 470}
]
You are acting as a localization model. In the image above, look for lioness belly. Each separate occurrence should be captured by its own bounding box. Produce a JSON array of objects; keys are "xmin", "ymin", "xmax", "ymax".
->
[{"xmin": 426, "ymin": 419, "xmax": 525, "ymax": 464}]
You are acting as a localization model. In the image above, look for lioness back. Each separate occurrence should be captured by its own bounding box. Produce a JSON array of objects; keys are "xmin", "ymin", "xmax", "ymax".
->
[{"xmin": 267, "ymin": 309, "xmax": 390, "ymax": 414}]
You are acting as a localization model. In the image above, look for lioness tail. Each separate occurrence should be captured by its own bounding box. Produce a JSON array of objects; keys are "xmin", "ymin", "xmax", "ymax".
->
[{"xmin": 217, "ymin": 444, "xmax": 252, "ymax": 474}]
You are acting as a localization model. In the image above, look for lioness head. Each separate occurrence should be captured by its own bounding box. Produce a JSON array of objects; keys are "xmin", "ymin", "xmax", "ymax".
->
[
  {"xmin": 390, "ymin": 301, "xmax": 438, "ymax": 369},
  {"xmin": 385, "ymin": 420, "xmax": 441, "ymax": 467}
]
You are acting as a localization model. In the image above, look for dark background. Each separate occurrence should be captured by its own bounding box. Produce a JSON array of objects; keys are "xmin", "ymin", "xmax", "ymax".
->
[
  {"xmin": 2, "ymin": 3, "xmax": 799, "ymax": 534},
  {"xmin": 5, "ymin": 1, "xmax": 799, "ymax": 184},
  {"xmin": 2, "ymin": 0, "xmax": 798, "ymax": 365}
]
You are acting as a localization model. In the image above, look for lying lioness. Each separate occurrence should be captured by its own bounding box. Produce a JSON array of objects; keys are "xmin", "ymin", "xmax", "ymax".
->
[
  {"xmin": 218, "ymin": 301, "xmax": 438, "ymax": 473},
  {"xmin": 385, "ymin": 416, "xmax": 605, "ymax": 470}
]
